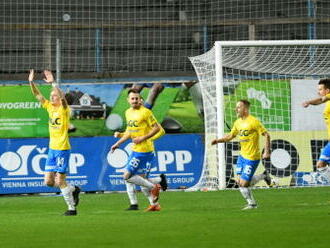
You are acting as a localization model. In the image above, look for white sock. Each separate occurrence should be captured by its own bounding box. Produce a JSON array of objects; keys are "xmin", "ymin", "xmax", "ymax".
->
[
  {"xmin": 239, "ymin": 187, "xmax": 256, "ymax": 205},
  {"xmin": 250, "ymin": 173, "xmax": 265, "ymax": 186},
  {"xmin": 126, "ymin": 175, "xmax": 154, "ymax": 189},
  {"xmin": 61, "ymin": 185, "xmax": 75, "ymax": 211},
  {"xmin": 141, "ymin": 186, "xmax": 156, "ymax": 205},
  {"xmin": 125, "ymin": 181, "xmax": 138, "ymax": 205},
  {"xmin": 148, "ymin": 176, "xmax": 161, "ymax": 184}
]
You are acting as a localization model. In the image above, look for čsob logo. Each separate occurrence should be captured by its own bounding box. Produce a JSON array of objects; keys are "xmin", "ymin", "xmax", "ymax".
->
[
  {"xmin": 107, "ymin": 143, "xmax": 193, "ymax": 173},
  {"xmin": 0, "ymin": 145, "xmax": 85, "ymax": 176}
]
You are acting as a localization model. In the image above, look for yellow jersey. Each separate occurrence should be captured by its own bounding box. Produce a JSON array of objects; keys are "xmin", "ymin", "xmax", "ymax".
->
[
  {"xmin": 125, "ymin": 105, "xmax": 159, "ymax": 153},
  {"xmin": 230, "ymin": 115, "xmax": 267, "ymax": 160},
  {"xmin": 324, "ymin": 93, "xmax": 330, "ymax": 138},
  {"xmin": 42, "ymin": 100, "xmax": 71, "ymax": 150}
]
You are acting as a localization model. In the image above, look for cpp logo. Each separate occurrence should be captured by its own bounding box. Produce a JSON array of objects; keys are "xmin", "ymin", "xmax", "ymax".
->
[
  {"xmin": 0, "ymin": 145, "xmax": 85, "ymax": 176},
  {"xmin": 107, "ymin": 143, "xmax": 193, "ymax": 173}
]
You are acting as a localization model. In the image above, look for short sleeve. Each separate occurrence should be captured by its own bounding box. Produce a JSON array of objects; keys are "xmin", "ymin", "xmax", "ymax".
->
[
  {"xmin": 229, "ymin": 121, "xmax": 238, "ymax": 137},
  {"xmin": 146, "ymin": 110, "xmax": 157, "ymax": 127},
  {"xmin": 255, "ymin": 119, "xmax": 267, "ymax": 135}
]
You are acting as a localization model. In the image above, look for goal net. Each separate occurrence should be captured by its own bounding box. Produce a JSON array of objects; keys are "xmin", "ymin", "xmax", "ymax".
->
[{"xmin": 189, "ymin": 40, "xmax": 330, "ymax": 190}]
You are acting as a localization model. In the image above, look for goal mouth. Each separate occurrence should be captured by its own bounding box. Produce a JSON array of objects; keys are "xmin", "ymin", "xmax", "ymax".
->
[{"xmin": 189, "ymin": 40, "xmax": 330, "ymax": 191}]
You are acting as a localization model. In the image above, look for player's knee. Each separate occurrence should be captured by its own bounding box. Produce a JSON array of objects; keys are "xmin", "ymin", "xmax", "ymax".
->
[
  {"xmin": 239, "ymin": 180, "xmax": 249, "ymax": 187},
  {"xmin": 123, "ymin": 172, "xmax": 131, "ymax": 181},
  {"xmin": 316, "ymin": 160, "xmax": 327, "ymax": 169},
  {"xmin": 44, "ymin": 179, "xmax": 55, "ymax": 187},
  {"xmin": 55, "ymin": 178, "xmax": 66, "ymax": 188}
]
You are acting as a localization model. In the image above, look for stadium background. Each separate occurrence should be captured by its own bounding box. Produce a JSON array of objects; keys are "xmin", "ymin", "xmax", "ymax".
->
[
  {"xmin": 1, "ymin": 0, "xmax": 330, "ymax": 76},
  {"xmin": 1, "ymin": 1, "xmax": 330, "ymax": 193},
  {"xmin": 1, "ymin": 2, "xmax": 330, "ymax": 248}
]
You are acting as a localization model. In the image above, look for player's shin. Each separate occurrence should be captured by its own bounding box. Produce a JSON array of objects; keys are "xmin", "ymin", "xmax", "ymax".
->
[
  {"xmin": 141, "ymin": 186, "xmax": 156, "ymax": 205},
  {"xmin": 239, "ymin": 187, "xmax": 256, "ymax": 205},
  {"xmin": 60, "ymin": 185, "xmax": 75, "ymax": 210},
  {"xmin": 125, "ymin": 181, "xmax": 138, "ymax": 205}
]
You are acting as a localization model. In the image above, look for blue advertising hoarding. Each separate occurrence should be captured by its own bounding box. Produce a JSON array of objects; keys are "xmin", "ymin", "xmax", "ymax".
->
[{"xmin": 0, "ymin": 134, "xmax": 204, "ymax": 194}]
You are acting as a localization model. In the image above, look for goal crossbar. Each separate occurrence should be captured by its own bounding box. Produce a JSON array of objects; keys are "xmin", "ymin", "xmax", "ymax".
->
[{"xmin": 215, "ymin": 39, "xmax": 330, "ymax": 47}]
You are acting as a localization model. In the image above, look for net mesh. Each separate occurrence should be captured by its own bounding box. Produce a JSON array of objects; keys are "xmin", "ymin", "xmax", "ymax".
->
[{"xmin": 189, "ymin": 41, "xmax": 330, "ymax": 190}]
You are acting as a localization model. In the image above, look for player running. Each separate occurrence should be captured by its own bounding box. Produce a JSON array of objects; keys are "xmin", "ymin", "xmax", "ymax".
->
[
  {"xmin": 111, "ymin": 89, "xmax": 165, "ymax": 211},
  {"xmin": 114, "ymin": 126, "xmax": 167, "ymax": 211},
  {"xmin": 211, "ymin": 99, "xmax": 272, "ymax": 210}
]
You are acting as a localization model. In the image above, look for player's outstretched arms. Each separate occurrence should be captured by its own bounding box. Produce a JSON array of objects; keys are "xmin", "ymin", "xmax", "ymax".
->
[
  {"xmin": 43, "ymin": 69, "xmax": 55, "ymax": 84},
  {"xmin": 28, "ymin": 69, "xmax": 45, "ymax": 104},
  {"xmin": 111, "ymin": 132, "xmax": 131, "ymax": 152},
  {"xmin": 211, "ymin": 134, "xmax": 235, "ymax": 145},
  {"xmin": 302, "ymin": 97, "xmax": 328, "ymax": 107},
  {"xmin": 110, "ymin": 144, "xmax": 119, "ymax": 153},
  {"xmin": 43, "ymin": 70, "xmax": 68, "ymax": 108}
]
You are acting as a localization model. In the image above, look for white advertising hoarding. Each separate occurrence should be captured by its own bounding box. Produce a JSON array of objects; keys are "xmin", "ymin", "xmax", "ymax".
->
[{"xmin": 291, "ymin": 79, "xmax": 326, "ymax": 131}]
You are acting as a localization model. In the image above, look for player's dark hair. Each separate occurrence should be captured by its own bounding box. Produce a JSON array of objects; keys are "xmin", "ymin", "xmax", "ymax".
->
[
  {"xmin": 319, "ymin": 79, "xmax": 330, "ymax": 90},
  {"xmin": 238, "ymin": 99, "xmax": 251, "ymax": 108},
  {"xmin": 127, "ymin": 88, "xmax": 140, "ymax": 96}
]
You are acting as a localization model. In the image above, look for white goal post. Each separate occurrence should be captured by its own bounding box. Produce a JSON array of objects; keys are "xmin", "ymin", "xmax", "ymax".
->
[{"xmin": 189, "ymin": 39, "xmax": 330, "ymax": 191}]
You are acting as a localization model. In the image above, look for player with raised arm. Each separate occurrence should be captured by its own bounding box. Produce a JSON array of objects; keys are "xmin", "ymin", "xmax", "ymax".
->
[
  {"xmin": 211, "ymin": 99, "xmax": 271, "ymax": 210},
  {"xmin": 28, "ymin": 69, "xmax": 80, "ymax": 216},
  {"xmin": 303, "ymin": 78, "xmax": 330, "ymax": 180},
  {"xmin": 111, "ymin": 89, "xmax": 164, "ymax": 211}
]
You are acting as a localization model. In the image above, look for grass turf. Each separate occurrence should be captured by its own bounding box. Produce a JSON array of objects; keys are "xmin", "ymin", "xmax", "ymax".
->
[{"xmin": 0, "ymin": 187, "xmax": 330, "ymax": 248}]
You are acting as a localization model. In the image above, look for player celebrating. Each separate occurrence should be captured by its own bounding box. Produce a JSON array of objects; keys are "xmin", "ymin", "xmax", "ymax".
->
[
  {"xmin": 303, "ymin": 78, "xmax": 330, "ymax": 180},
  {"xmin": 114, "ymin": 126, "xmax": 167, "ymax": 211},
  {"xmin": 28, "ymin": 69, "xmax": 80, "ymax": 216},
  {"xmin": 111, "ymin": 89, "xmax": 164, "ymax": 211},
  {"xmin": 211, "ymin": 99, "xmax": 271, "ymax": 210}
]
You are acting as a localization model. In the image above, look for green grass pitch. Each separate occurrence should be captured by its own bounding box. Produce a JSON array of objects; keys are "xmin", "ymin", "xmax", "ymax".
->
[{"xmin": 1, "ymin": 187, "xmax": 330, "ymax": 248}]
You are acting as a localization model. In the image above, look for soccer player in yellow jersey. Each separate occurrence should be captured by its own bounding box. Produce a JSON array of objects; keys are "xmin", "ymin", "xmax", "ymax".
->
[
  {"xmin": 114, "ymin": 126, "xmax": 167, "ymax": 211},
  {"xmin": 111, "ymin": 89, "xmax": 165, "ymax": 211},
  {"xmin": 211, "ymin": 99, "xmax": 271, "ymax": 210},
  {"xmin": 28, "ymin": 69, "xmax": 80, "ymax": 216},
  {"xmin": 303, "ymin": 79, "xmax": 330, "ymax": 180}
]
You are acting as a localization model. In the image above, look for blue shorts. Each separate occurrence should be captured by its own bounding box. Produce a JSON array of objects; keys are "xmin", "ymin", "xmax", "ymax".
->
[
  {"xmin": 319, "ymin": 142, "xmax": 330, "ymax": 163},
  {"xmin": 236, "ymin": 155, "xmax": 260, "ymax": 182},
  {"xmin": 125, "ymin": 151, "xmax": 155, "ymax": 176},
  {"xmin": 45, "ymin": 149, "xmax": 71, "ymax": 174}
]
